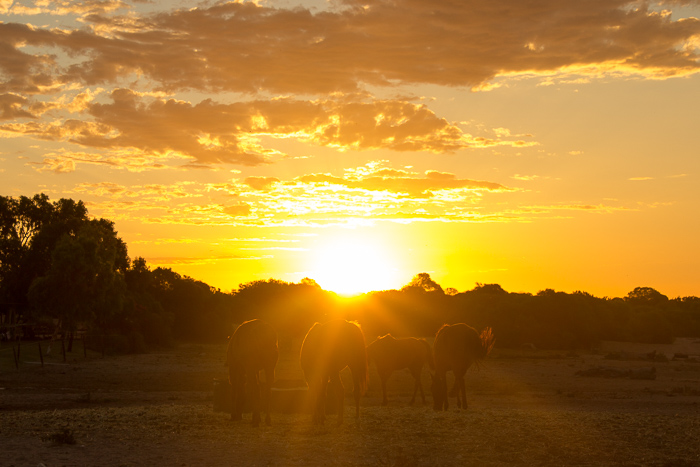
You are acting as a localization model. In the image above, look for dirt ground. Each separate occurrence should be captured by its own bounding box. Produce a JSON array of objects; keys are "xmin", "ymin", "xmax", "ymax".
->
[{"xmin": 1, "ymin": 338, "xmax": 700, "ymax": 467}]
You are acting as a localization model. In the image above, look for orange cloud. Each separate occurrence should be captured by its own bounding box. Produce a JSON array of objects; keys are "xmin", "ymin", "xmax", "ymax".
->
[
  {"xmin": 2, "ymin": 1, "xmax": 698, "ymax": 96},
  {"xmin": 0, "ymin": 93, "xmax": 35, "ymax": 119},
  {"xmin": 245, "ymin": 176, "xmax": 281, "ymax": 191},
  {"xmin": 1, "ymin": 0, "xmax": 698, "ymax": 102},
  {"xmin": 222, "ymin": 203, "xmax": 252, "ymax": 217},
  {"xmin": 18, "ymin": 90, "xmax": 530, "ymax": 165}
]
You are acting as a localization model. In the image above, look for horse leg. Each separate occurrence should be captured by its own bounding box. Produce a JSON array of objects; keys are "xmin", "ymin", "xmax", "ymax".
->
[
  {"xmin": 330, "ymin": 372, "xmax": 345, "ymax": 425},
  {"xmin": 460, "ymin": 374, "xmax": 468, "ymax": 409},
  {"xmin": 231, "ymin": 374, "xmax": 244, "ymax": 421},
  {"xmin": 314, "ymin": 378, "xmax": 328, "ymax": 425},
  {"xmin": 418, "ymin": 368, "xmax": 426, "ymax": 405},
  {"xmin": 249, "ymin": 371, "xmax": 262, "ymax": 427},
  {"xmin": 228, "ymin": 367, "xmax": 245, "ymax": 422},
  {"xmin": 263, "ymin": 366, "xmax": 274, "ymax": 426},
  {"xmin": 379, "ymin": 371, "xmax": 389, "ymax": 406},
  {"xmin": 352, "ymin": 371, "xmax": 362, "ymax": 419},
  {"xmin": 455, "ymin": 373, "xmax": 466, "ymax": 409},
  {"xmin": 442, "ymin": 373, "xmax": 449, "ymax": 411},
  {"xmin": 409, "ymin": 365, "xmax": 422, "ymax": 405}
]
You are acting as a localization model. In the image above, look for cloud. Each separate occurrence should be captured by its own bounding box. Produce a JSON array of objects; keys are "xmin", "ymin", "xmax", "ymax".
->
[
  {"xmin": 222, "ymin": 203, "xmax": 252, "ymax": 217},
  {"xmin": 82, "ymin": 90, "xmax": 537, "ymax": 162},
  {"xmin": 143, "ymin": 254, "xmax": 263, "ymax": 266},
  {"xmin": 0, "ymin": 93, "xmax": 35, "ymax": 120},
  {"xmin": 69, "ymin": 161, "xmax": 644, "ymax": 229},
  {"xmin": 5, "ymin": 90, "xmax": 536, "ymax": 167},
  {"xmin": 517, "ymin": 203, "xmax": 633, "ymax": 214},
  {"xmin": 68, "ymin": 161, "xmax": 517, "ymax": 226},
  {"xmin": 2, "ymin": 0, "xmax": 698, "ymax": 97},
  {"xmin": 0, "ymin": 0, "xmax": 700, "ymax": 95},
  {"xmin": 0, "ymin": 0, "xmax": 12, "ymax": 14},
  {"xmin": 297, "ymin": 168, "xmax": 509, "ymax": 198},
  {"xmin": 245, "ymin": 176, "xmax": 280, "ymax": 191},
  {"xmin": 73, "ymin": 181, "xmax": 202, "ymax": 202},
  {"xmin": 24, "ymin": 149, "xmax": 170, "ymax": 173},
  {"xmin": 512, "ymin": 174, "xmax": 534, "ymax": 181},
  {"xmin": 3, "ymin": 0, "xmax": 126, "ymax": 17}
]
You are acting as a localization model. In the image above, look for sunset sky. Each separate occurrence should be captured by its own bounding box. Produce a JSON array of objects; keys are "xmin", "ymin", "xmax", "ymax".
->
[{"xmin": 1, "ymin": 0, "xmax": 699, "ymax": 297}]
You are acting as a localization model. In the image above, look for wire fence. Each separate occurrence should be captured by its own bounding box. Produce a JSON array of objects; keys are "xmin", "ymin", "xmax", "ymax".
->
[{"xmin": 0, "ymin": 325, "xmax": 105, "ymax": 371}]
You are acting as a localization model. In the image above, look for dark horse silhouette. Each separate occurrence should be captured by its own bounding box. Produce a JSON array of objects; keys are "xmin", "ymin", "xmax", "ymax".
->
[
  {"xmin": 367, "ymin": 334, "xmax": 434, "ymax": 405},
  {"xmin": 300, "ymin": 319, "xmax": 368, "ymax": 425},
  {"xmin": 226, "ymin": 319, "xmax": 278, "ymax": 426},
  {"xmin": 431, "ymin": 323, "xmax": 494, "ymax": 411}
]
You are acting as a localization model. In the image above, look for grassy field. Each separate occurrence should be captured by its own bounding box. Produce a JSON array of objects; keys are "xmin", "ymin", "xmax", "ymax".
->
[{"xmin": 2, "ymin": 337, "xmax": 700, "ymax": 466}]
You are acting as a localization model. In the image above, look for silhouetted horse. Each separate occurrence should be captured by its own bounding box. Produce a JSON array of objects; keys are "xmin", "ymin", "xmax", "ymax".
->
[
  {"xmin": 431, "ymin": 323, "xmax": 494, "ymax": 411},
  {"xmin": 367, "ymin": 334, "xmax": 434, "ymax": 405},
  {"xmin": 300, "ymin": 319, "xmax": 368, "ymax": 425},
  {"xmin": 226, "ymin": 319, "xmax": 278, "ymax": 426}
]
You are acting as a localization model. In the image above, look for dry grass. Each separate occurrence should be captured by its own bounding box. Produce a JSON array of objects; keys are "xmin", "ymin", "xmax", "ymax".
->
[{"xmin": 2, "ymin": 340, "xmax": 700, "ymax": 466}]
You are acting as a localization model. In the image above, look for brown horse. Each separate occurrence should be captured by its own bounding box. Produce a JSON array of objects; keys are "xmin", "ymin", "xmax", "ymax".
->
[
  {"xmin": 226, "ymin": 319, "xmax": 278, "ymax": 426},
  {"xmin": 300, "ymin": 319, "xmax": 369, "ymax": 425},
  {"xmin": 367, "ymin": 334, "xmax": 434, "ymax": 406},
  {"xmin": 431, "ymin": 323, "xmax": 494, "ymax": 411}
]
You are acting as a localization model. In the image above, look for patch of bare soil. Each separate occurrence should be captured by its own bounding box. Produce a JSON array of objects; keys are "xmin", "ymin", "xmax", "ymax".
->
[{"xmin": 1, "ymin": 340, "xmax": 700, "ymax": 466}]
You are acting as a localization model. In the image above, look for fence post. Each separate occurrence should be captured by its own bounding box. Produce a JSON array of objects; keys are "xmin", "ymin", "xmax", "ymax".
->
[
  {"xmin": 12, "ymin": 344, "xmax": 19, "ymax": 369},
  {"xmin": 38, "ymin": 342, "xmax": 44, "ymax": 367},
  {"xmin": 83, "ymin": 335, "xmax": 87, "ymax": 357},
  {"xmin": 61, "ymin": 337, "xmax": 66, "ymax": 362}
]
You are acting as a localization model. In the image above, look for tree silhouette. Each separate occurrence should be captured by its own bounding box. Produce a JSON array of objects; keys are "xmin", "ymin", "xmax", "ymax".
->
[
  {"xmin": 28, "ymin": 220, "xmax": 128, "ymax": 336},
  {"xmin": 625, "ymin": 287, "xmax": 669, "ymax": 306},
  {"xmin": 401, "ymin": 272, "xmax": 444, "ymax": 294}
]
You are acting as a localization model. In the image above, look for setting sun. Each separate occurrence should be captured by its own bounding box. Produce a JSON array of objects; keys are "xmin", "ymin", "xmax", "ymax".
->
[{"xmin": 309, "ymin": 237, "xmax": 401, "ymax": 296}]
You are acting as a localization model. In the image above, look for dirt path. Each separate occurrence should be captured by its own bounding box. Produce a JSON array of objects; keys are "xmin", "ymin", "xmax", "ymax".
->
[{"xmin": 2, "ymin": 342, "xmax": 700, "ymax": 466}]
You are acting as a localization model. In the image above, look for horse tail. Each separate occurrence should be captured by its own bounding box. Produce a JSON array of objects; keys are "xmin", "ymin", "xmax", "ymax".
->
[
  {"xmin": 475, "ymin": 327, "xmax": 496, "ymax": 360},
  {"xmin": 419, "ymin": 338, "xmax": 435, "ymax": 370},
  {"xmin": 479, "ymin": 327, "xmax": 495, "ymax": 359},
  {"xmin": 347, "ymin": 321, "xmax": 369, "ymax": 395}
]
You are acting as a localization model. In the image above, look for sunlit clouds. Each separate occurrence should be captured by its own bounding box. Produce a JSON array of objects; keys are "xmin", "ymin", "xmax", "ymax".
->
[
  {"xmin": 3, "ymin": 90, "xmax": 537, "ymax": 169},
  {"xmin": 71, "ymin": 161, "xmax": 528, "ymax": 226},
  {"xmin": 3, "ymin": 0, "xmax": 699, "ymax": 94}
]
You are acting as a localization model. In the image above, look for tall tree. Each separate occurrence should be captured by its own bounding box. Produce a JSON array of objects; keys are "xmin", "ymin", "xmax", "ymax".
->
[
  {"xmin": 401, "ymin": 272, "xmax": 444, "ymax": 294},
  {"xmin": 0, "ymin": 194, "xmax": 91, "ymax": 310},
  {"xmin": 28, "ymin": 220, "xmax": 128, "ymax": 333}
]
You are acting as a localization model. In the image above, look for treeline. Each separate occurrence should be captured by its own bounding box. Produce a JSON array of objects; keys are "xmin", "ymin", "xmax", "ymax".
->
[
  {"xmin": 0, "ymin": 194, "xmax": 233, "ymax": 352},
  {"xmin": 2, "ymin": 194, "xmax": 700, "ymax": 352}
]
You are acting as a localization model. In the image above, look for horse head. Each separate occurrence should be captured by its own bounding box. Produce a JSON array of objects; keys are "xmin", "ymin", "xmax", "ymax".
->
[{"xmin": 429, "ymin": 372, "xmax": 447, "ymax": 411}]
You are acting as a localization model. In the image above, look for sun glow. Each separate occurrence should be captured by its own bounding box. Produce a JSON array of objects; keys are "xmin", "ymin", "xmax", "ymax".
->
[{"xmin": 309, "ymin": 237, "xmax": 401, "ymax": 296}]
